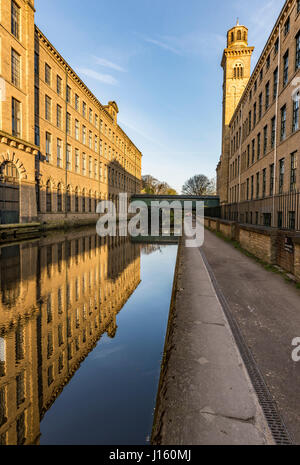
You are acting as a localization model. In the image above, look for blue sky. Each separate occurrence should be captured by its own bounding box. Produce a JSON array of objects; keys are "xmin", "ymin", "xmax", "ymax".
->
[{"xmin": 35, "ymin": 0, "xmax": 284, "ymax": 193}]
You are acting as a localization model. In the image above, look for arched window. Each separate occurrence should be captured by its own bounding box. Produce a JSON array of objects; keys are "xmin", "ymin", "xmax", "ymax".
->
[
  {"xmin": 46, "ymin": 181, "xmax": 52, "ymax": 212},
  {"xmin": 57, "ymin": 183, "xmax": 62, "ymax": 212},
  {"xmin": 75, "ymin": 187, "xmax": 79, "ymax": 212},
  {"xmin": 237, "ymin": 30, "xmax": 242, "ymax": 40},
  {"xmin": 233, "ymin": 63, "xmax": 244, "ymax": 79},
  {"xmin": 0, "ymin": 162, "xmax": 19, "ymax": 181},
  {"xmin": 66, "ymin": 185, "xmax": 71, "ymax": 212},
  {"xmin": 243, "ymin": 31, "xmax": 247, "ymax": 41},
  {"xmin": 231, "ymin": 32, "xmax": 234, "ymax": 43}
]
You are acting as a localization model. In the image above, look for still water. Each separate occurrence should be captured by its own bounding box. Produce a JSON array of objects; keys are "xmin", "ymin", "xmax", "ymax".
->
[{"xmin": 0, "ymin": 228, "xmax": 178, "ymax": 445}]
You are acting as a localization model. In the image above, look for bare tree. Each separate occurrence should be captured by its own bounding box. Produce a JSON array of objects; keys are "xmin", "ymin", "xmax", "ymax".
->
[
  {"xmin": 182, "ymin": 175, "xmax": 215, "ymax": 196},
  {"xmin": 142, "ymin": 175, "xmax": 177, "ymax": 195}
]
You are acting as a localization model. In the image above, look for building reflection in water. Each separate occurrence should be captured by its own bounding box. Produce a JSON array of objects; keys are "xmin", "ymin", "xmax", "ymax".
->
[{"xmin": 0, "ymin": 229, "xmax": 141, "ymax": 445}]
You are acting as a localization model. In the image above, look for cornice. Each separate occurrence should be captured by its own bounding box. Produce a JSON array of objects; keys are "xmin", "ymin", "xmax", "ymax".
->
[{"xmin": 0, "ymin": 130, "xmax": 39, "ymax": 155}]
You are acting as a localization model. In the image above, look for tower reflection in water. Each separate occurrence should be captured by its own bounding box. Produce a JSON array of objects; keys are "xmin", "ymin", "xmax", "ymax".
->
[{"xmin": 0, "ymin": 229, "xmax": 141, "ymax": 445}]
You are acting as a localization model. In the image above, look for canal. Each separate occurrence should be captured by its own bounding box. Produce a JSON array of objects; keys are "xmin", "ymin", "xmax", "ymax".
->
[{"xmin": 0, "ymin": 228, "xmax": 178, "ymax": 445}]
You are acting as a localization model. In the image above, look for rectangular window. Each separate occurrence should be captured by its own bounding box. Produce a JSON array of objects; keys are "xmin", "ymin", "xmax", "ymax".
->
[
  {"xmin": 262, "ymin": 168, "xmax": 266, "ymax": 198},
  {"xmin": 263, "ymin": 213, "xmax": 272, "ymax": 227},
  {"xmin": 252, "ymin": 139, "xmax": 255, "ymax": 164},
  {"xmin": 66, "ymin": 144, "xmax": 71, "ymax": 171},
  {"xmin": 11, "ymin": 1, "xmax": 20, "ymax": 40},
  {"xmin": 34, "ymin": 52, "xmax": 39, "ymax": 76},
  {"xmin": 66, "ymin": 85, "xmax": 71, "ymax": 104},
  {"xmin": 266, "ymin": 54, "xmax": 270, "ymax": 70},
  {"xmin": 82, "ymin": 126, "xmax": 86, "ymax": 144},
  {"xmin": 270, "ymin": 164, "xmax": 274, "ymax": 196},
  {"xmin": 89, "ymin": 156, "xmax": 92, "ymax": 178},
  {"xmin": 45, "ymin": 63, "xmax": 51, "ymax": 86},
  {"xmin": 95, "ymin": 135, "xmax": 98, "ymax": 153},
  {"xmin": 89, "ymin": 108, "xmax": 93, "ymax": 123},
  {"xmin": 75, "ymin": 94, "xmax": 79, "ymax": 111},
  {"xmin": 271, "ymin": 116, "xmax": 276, "ymax": 148},
  {"xmin": 82, "ymin": 102, "xmax": 86, "ymax": 117},
  {"xmin": 259, "ymin": 93, "xmax": 262, "ymax": 119},
  {"xmin": 289, "ymin": 211, "xmax": 296, "ymax": 230},
  {"xmin": 265, "ymin": 81, "xmax": 270, "ymax": 110},
  {"xmin": 66, "ymin": 112, "xmax": 71, "ymax": 135},
  {"xmin": 95, "ymin": 114, "xmax": 98, "ymax": 128},
  {"xmin": 82, "ymin": 153, "xmax": 86, "ymax": 175},
  {"xmin": 57, "ymin": 75, "xmax": 62, "ymax": 95},
  {"xmin": 34, "ymin": 125, "xmax": 40, "ymax": 146},
  {"xmin": 274, "ymin": 37, "xmax": 279, "ymax": 57},
  {"xmin": 56, "ymin": 104, "xmax": 62, "ymax": 128},
  {"xmin": 46, "ymin": 132, "xmax": 52, "ymax": 162},
  {"xmin": 11, "ymin": 49, "xmax": 20, "ymax": 87},
  {"xmin": 256, "ymin": 172, "xmax": 260, "ymax": 199},
  {"xmin": 273, "ymin": 67, "xmax": 278, "ymax": 100},
  {"xmin": 34, "ymin": 86, "xmax": 39, "ymax": 116},
  {"xmin": 12, "ymin": 97, "xmax": 21, "ymax": 137},
  {"xmin": 251, "ymin": 175, "xmax": 254, "ymax": 200},
  {"xmin": 16, "ymin": 372, "xmax": 25, "ymax": 407},
  {"xmin": 253, "ymin": 102, "xmax": 257, "ymax": 126},
  {"xmin": 296, "ymin": 33, "xmax": 300, "ymax": 70},
  {"xmin": 75, "ymin": 119, "xmax": 79, "ymax": 140},
  {"xmin": 283, "ymin": 50, "xmax": 289, "ymax": 87},
  {"xmin": 257, "ymin": 133, "xmax": 261, "ymax": 160},
  {"xmin": 290, "ymin": 152, "xmax": 297, "ymax": 192},
  {"xmin": 279, "ymin": 158, "xmax": 285, "ymax": 193},
  {"xmin": 263, "ymin": 125, "xmax": 268, "ymax": 155},
  {"xmin": 57, "ymin": 138, "xmax": 62, "ymax": 167},
  {"xmin": 75, "ymin": 149, "xmax": 79, "ymax": 173},
  {"xmin": 280, "ymin": 105, "xmax": 287, "ymax": 141},
  {"xmin": 95, "ymin": 159, "xmax": 98, "ymax": 179},
  {"xmin": 89, "ymin": 131, "xmax": 92, "ymax": 149},
  {"xmin": 248, "ymin": 111, "xmax": 252, "ymax": 133},
  {"xmin": 293, "ymin": 93, "xmax": 299, "ymax": 132},
  {"xmin": 45, "ymin": 95, "xmax": 51, "ymax": 121},
  {"xmin": 284, "ymin": 17, "xmax": 290, "ymax": 36},
  {"xmin": 259, "ymin": 68, "xmax": 263, "ymax": 82}
]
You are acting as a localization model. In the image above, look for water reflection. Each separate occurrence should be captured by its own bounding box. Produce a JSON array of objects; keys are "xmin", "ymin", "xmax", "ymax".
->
[{"xmin": 0, "ymin": 229, "xmax": 141, "ymax": 445}]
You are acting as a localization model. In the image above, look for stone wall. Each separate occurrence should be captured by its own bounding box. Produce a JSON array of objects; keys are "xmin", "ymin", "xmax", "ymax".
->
[{"xmin": 205, "ymin": 217, "xmax": 300, "ymax": 281}]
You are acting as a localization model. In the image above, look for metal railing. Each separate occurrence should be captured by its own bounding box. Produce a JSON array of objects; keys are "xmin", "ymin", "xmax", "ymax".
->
[{"xmin": 205, "ymin": 191, "xmax": 300, "ymax": 231}]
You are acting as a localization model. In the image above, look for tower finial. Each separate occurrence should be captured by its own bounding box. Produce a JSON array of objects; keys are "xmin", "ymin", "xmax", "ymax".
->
[{"xmin": 236, "ymin": 17, "xmax": 239, "ymax": 26}]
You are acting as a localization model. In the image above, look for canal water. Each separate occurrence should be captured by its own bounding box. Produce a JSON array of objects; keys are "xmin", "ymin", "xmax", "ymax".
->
[{"xmin": 0, "ymin": 228, "xmax": 178, "ymax": 445}]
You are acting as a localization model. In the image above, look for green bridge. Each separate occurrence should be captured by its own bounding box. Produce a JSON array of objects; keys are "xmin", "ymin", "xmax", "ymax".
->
[{"xmin": 131, "ymin": 194, "xmax": 220, "ymax": 210}]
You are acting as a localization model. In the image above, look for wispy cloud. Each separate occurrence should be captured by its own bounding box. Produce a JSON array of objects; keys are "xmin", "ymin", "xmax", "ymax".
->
[
  {"xmin": 92, "ymin": 56, "xmax": 126, "ymax": 72},
  {"xmin": 143, "ymin": 37, "xmax": 182, "ymax": 55},
  {"xmin": 142, "ymin": 31, "xmax": 225, "ymax": 57},
  {"xmin": 78, "ymin": 68, "xmax": 118, "ymax": 85}
]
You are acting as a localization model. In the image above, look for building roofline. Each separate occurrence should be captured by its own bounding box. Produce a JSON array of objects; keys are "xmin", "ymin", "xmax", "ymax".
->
[
  {"xmin": 229, "ymin": 0, "xmax": 292, "ymax": 125},
  {"xmin": 35, "ymin": 26, "xmax": 142, "ymax": 157}
]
